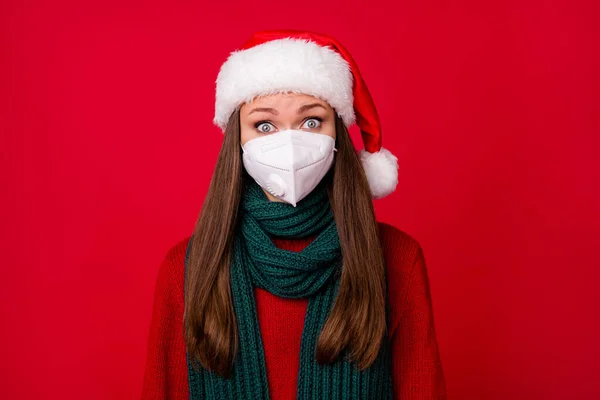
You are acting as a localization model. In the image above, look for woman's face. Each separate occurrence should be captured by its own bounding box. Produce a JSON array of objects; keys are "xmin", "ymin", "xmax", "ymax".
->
[{"xmin": 239, "ymin": 92, "xmax": 336, "ymax": 146}]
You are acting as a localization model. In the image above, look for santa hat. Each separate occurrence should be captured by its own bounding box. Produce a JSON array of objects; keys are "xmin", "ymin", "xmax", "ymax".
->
[{"xmin": 213, "ymin": 29, "xmax": 399, "ymax": 199}]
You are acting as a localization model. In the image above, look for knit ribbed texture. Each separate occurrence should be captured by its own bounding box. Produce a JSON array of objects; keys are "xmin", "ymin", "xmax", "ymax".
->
[
  {"xmin": 182, "ymin": 178, "xmax": 393, "ymax": 399},
  {"xmin": 141, "ymin": 211, "xmax": 448, "ymax": 400}
]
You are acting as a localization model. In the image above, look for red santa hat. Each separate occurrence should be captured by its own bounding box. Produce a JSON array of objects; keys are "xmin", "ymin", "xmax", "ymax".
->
[{"xmin": 213, "ymin": 29, "xmax": 399, "ymax": 199}]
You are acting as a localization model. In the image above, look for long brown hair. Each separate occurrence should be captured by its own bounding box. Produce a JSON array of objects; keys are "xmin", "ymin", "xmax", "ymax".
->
[{"xmin": 184, "ymin": 107, "xmax": 387, "ymax": 378}]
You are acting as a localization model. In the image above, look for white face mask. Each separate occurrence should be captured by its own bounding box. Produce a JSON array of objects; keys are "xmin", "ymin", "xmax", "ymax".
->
[{"xmin": 241, "ymin": 129, "xmax": 337, "ymax": 207}]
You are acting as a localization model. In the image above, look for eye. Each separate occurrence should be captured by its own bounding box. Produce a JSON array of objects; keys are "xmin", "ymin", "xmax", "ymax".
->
[
  {"xmin": 301, "ymin": 117, "xmax": 323, "ymax": 130},
  {"xmin": 255, "ymin": 121, "xmax": 276, "ymax": 133}
]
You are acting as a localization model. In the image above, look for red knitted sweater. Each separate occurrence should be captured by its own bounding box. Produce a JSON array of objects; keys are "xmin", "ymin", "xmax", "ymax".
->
[{"xmin": 141, "ymin": 222, "xmax": 447, "ymax": 399}]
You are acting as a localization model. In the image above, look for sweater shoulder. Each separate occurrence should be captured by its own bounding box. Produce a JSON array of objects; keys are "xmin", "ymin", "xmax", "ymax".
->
[
  {"xmin": 377, "ymin": 221, "xmax": 423, "ymax": 270},
  {"xmin": 156, "ymin": 235, "xmax": 191, "ymax": 293},
  {"xmin": 376, "ymin": 221, "xmax": 423, "ymax": 331}
]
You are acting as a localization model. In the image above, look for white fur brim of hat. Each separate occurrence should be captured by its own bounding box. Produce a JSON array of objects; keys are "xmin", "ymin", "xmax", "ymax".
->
[
  {"xmin": 213, "ymin": 37, "xmax": 399, "ymax": 199},
  {"xmin": 213, "ymin": 38, "xmax": 355, "ymax": 130}
]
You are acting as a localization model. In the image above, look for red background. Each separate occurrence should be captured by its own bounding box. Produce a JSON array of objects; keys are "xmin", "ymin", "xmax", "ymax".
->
[{"xmin": 1, "ymin": 1, "xmax": 599, "ymax": 399}]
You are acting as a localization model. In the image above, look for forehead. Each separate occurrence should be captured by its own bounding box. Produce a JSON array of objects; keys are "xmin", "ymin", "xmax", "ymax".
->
[{"xmin": 241, "ymin": 92, "xmax": 332, "ymax": 111}]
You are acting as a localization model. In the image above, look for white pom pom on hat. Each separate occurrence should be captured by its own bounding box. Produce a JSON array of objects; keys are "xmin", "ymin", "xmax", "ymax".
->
[{"xmin": 213, "ymin": 29, "xmax": 399, "ymax": 199}]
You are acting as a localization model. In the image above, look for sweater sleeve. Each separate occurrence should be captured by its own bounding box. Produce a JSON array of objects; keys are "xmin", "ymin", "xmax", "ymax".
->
[
  {"xmin": 391, "ymin": 245, "xmax": 448, "ymax": 400},
  {"xmin": 141, "ymin": 241, "xmax": 190, "ymax": 400}
]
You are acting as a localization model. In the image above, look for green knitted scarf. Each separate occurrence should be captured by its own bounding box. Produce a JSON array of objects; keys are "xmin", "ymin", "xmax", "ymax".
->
[{"xmin": 183, "ymin": 177, "xmax": 393, "ymax": 399}]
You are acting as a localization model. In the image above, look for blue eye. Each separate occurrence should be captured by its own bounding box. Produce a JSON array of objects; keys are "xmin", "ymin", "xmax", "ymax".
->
[
  {"xmin": 302, "ymin": 118, "xmax": 322, "ymax": 129},
  {"xmin": 255, "ymin": 122, "xmax": 275, "ymax": 133}
]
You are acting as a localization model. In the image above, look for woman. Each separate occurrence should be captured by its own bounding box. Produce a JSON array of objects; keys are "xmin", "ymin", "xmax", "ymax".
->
[{"xmin": 142, "ymin": 29, "xmax": 447, "ymax": 399}]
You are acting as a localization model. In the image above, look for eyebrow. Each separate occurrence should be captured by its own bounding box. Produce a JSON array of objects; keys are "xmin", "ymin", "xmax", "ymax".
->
[
  {"xmin": 247, "ymin": 103, "xmax": 327, "ymax": 116},
  {"xmin": 248, "ymin": 107, "xmax": 279, "ymax": 115},
  {"xmin": 297, "ymin": 103, "xmax": 327, "ymax": 113}
]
